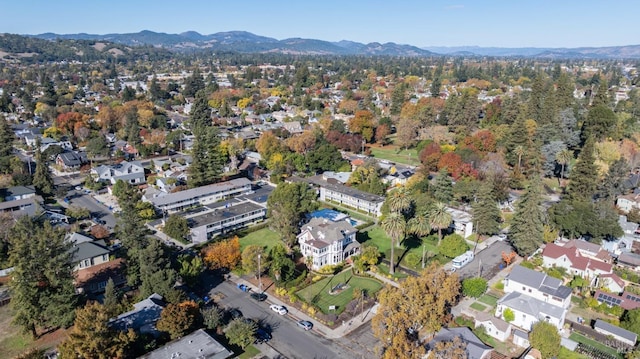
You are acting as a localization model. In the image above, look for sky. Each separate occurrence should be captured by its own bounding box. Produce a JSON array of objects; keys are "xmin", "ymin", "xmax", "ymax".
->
[{"xmin": 4, "ymin": 0, "xmax": 640, "ymax": 48}]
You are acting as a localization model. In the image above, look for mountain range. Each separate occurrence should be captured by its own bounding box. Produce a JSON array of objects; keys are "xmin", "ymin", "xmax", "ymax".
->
[{"xmin": 28, "ymin": 30, "xmax": 640, "ymax": 59}]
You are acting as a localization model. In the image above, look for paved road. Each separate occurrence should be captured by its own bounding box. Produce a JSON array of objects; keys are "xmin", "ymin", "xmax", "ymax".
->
[
  {"xmin": 457, "ymin": 239, "xmax": 514, "ymax": 280},
  {"xmin": 209, "ymin": 279, "xmax": 357, "ymax": 359},
  {"xmin": 337, "ymin": 319, "xmax": 380, "ymax": 359},
  {"xmin": 66, "ymin": 190, "xmax": 117, "ymax": 229}
]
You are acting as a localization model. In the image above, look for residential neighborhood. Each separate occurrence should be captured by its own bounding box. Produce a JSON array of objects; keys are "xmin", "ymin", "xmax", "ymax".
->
[{"xmin": 1, "ymin": 16, "xmax": 640, "ymax": 359}]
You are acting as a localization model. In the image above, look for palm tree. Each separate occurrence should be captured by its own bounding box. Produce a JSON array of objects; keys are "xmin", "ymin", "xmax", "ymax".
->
[
  {"xmin": 387, "ymin": 187, "xmax": 412, "ymax": 214},
  {"xmin": 555, "ymin": 149, "xmax": 572, "ymax": 185},
  {"xmin": 514, "ymin": 145, "xmax": 525, "ymax": 170},
  {"xmin": 380, "ymin": 212, "xmax": 405, "ymax": 275},
  {"xmin": 408, "ymin": 211, "xmax": 431, "ymax": 268},
  {"xmin": 429, "ymin": 202, "xmax": 453, "ymax": 247}
]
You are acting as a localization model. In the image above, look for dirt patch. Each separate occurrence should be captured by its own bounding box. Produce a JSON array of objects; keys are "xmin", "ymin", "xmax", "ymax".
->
[
  {"xmin": 108, "ymin": 48, "xmax": 124, "ymax": 56},
  {"xmin": 92, "ymin": 42, "xmax": 107, "ymax": 51},
  {"xmin": 0, "ymin": 51, "xmax": 8, "ymax": 58}
]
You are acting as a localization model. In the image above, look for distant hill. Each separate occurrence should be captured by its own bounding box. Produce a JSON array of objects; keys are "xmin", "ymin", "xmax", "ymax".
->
[
  {"xmin": 0, "ymin": 33, "xmax": 173, "ymax": 63},
  {"xmin": 18, "ymin": 30, "xmax": 640, "ymax": 58}
]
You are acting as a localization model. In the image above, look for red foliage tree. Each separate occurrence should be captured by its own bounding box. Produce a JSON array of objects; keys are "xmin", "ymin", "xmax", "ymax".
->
[
  {"xmin": 419, "ymin": 142, "xmax": 443, "ymax": 172},
  {"xmin": 437, "ymin": 152, "xmax": 463, "ymax": 175}
]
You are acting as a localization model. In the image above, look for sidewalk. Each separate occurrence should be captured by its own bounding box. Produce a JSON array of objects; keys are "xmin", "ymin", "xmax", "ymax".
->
[{"xmin": 228, "ymin": 272, "xmax": 377, "ymax": 340}]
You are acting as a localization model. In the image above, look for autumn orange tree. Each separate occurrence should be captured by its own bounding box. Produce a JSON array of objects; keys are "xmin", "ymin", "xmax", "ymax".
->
[
  {"xmin": 156, "ymin": 300, "xmax": 201, "ymax": 339},
  {"xmin": 372, "ymin": 263, "xmax": 460, "ymax": 359},
  {"xmin": 202, "ymin": 236, "xmax": 241, "ymax": 270},
  {"xmin": 502, "ymin": 251, "xmax": 516, "ymax": 266}
]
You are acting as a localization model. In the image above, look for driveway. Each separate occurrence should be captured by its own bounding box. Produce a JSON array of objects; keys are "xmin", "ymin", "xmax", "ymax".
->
[
  {"xmin": 456, "ymin": 239, "xmax": 514, "ymax": 280},
  {"xmin": 208, "ymin": 278, "xmax": 357, "ymax": 359},
  {"xmin": 66, "ymin": 189, "xmax": 117, "ymax": 230}
]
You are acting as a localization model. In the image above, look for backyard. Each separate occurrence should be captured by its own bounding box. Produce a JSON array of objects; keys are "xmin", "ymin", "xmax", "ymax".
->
[
  {"xmin": 296, "ymin": 269, "xmax": 383, "ymax": 315},
  {"xmin": 238, "ymin": 228, "xmax": 283, "ymax": 252},
  {"xmin": 0, "ymin": 304, "xmax": 65, "ymax": 358},
  {"xmin": 368, "ymin": 146, "xmax": 421, "ymax": 166},
  {"xmin": 569, "ymin": 332, "xmax": 622, "ymax": 359},
  {"xmin": 357, "ymin": 225, "xmax": 443, "ymax": 271}
]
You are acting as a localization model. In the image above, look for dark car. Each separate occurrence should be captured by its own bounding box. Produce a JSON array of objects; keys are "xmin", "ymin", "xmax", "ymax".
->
[
  {"xmin": 250, "ymin": 292, "xmax": 267, "ymax": 301},
  {"xmin": 255, "ymin": 328, "xmax": 272, "ymax": 343},
  {"xmin": 228, "ymin": 308, "xmax": 243, "ymax": 320}
]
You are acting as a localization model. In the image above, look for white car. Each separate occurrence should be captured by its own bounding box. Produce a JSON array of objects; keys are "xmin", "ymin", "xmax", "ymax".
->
[
  {"xmin": 270, "ymin": 304, "xmax": 288, "ymax": 315},
  {"xmin": 497, "ymin": 233, "xmax": 508, "ymax": 241}
]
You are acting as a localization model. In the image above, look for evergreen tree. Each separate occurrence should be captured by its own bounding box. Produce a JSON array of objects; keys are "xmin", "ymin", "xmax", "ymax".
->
[
  {"xmin": 555, "ymin": 72, "xmax": 575, "ymax": 110},
  {"xmin": 189, "ymin": 90, "xmax": 212, "ymax": 129},
  {"xmin": 183, "ymin": 68, "xmax": 205, "ymax": 98},
  {"xmin": 58, "ymin": 302, "xmax": 137, "ymax": 359},
  {"xmin": 505, "ymin": 116, "xmax": 530, "ymax": 167},
  {"xmin": 115, "ymin": 183, "xmax": 148, "ymax": 286},
  {"xmin": 433, "ymin": 169, "xmax": 453, "ymax": 204},
  {"xmin": 592, "ymin": 78, "xmax": 611, "ymax": 108},
  {"xmin": 472, "ymin": 182, "xmax": 501, "ymax": 236},
  {"xmin": 32, "ymin": 144, "xmax": 54, "ymax": 196},
  {"xmin": 566, "ymin": 137, "xmax": 598, "ymax": 202},
  {"xmin": 124, "ymin": 108, "xmax": 141, "ymax": 148},
  {"xmin": 188, "ymin": 126, "xmax": 224, "ymax": 188},
  {"xmin": 9, "ymin": 218, "xmax": 77, "ymax": 337},
  {"xmin": 138, "ymin": 239, "xmax": 177, "ymax": 299},
  {"xmin": 0, "ymin": 116, "xmax": 15, "ymax": 173},
  {"xmin": 103, "ymin": 278, "xmax": 120, "ymax": 318},
  {"xmin": 510, "ymin": 177, "xmax": 546, "ymax": 257},
  {"xmin": 598, "ymin": 157, "xmax": 630, "ymax": 201}
]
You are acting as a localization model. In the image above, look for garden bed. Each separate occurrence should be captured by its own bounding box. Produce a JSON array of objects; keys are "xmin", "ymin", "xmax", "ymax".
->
[{"xmin": 296, "ymin": 269, "xmax": 382, "ymax": 315}]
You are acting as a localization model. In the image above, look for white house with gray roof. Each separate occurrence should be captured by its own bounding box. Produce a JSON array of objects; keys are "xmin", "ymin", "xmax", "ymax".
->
[
  {"xmin": 503, "ymin": 265, "xmax": 572, "ymax": 308},
  {"xmin": 474, "ymin": 312, "xmax": 512, "ymax": 342},
  {"xmin": 147, "ymin": 178, "xmax": 252, "ymax": 214},
  {"xmin": 495, "ymin": 291, "xmax": 566, "ymax": 331},
  {"xmin": 297, "ymin": 217, "xmax": 360, "ymax": 270},
  {"xmin": 289, "ymin": 175, "xmax": 384, "ymax": 217},
  {"xmin": 91, "ymin": 160, "xmax": 145, "ymax": 185}
]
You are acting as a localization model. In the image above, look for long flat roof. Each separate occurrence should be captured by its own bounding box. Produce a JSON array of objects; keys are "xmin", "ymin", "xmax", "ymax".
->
[
  {"xmin": 150, "ymin": 178, "xmax": 251, "ymax": 207},
  {"xmin": 290, "ymin": 175, "xmax": 385, "ymax": 203},
  {"xmin": 190, "ymin": 201, "xmax": 265, "ymax": 227}
]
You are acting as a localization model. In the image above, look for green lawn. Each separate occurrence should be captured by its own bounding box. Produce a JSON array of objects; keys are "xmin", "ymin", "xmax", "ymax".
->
[
  {"xmin": 236, "ymin": 344, "xmax": 260, "ymax": 359},
  {"xmin": 470, "ymin": 302, "xmax": 487, "ymax": 311},
  {"xmin": 296, "ymin": 269, "xmax": 383, "ymax": 315},
  {"xmin": 569, "ymin": 333, "xmax": 622, "ymax": 358},
  {"xmin": 0, "ymin": 305, "xmax": 35, "ymax": 358},
  {"xmin": 238, "ymin": 228, "xmax": 282, "ymax": 252},
  {"xmin": 478, "ymin": 294, "xmax": 498, "ymax": 307},
  {"xmin": 369, "ymin": 146, "xmax": 421, "ymax": 166},
  {"xmin": 357, "ymin": 226, "xmax": 441, "ymax": 271}
]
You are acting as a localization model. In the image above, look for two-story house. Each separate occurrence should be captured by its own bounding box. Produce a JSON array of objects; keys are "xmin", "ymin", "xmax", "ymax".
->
[
  {"xmin": 91, "ymin": 160, "xmax": 146, "ymax": 185},
  {"xmin": 297, "ymin": 217, "xmax": 360, "ymax": 270},
  {"xmin": 68, "ymin": 233, "xmax": 125, "ymax": 294},
  {"xmin": 542, "ymin": 243, "xmax": 613, "ymax": 284},
  {"xmin": 495, "ymin": 265, "xmax": 571, "ymax": 331}
]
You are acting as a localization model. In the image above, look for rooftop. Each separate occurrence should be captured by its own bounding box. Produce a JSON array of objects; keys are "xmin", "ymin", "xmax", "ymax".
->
[
  {"xmin": 150, "ymin": 178, "xmax": 251, "ymax": 207},
  {"xmin": 499, "ymin": 291, "xmax": 566, "ymax": 320},
  {"xmin": 189, "ymin": 201, "xmax": 265, "ymax": 228},
  {"xmin": 290, "ymin": 175, "xmax": 385, "ymax": 204},
  {"xmin": 139, "ymin": 328, "xmax": 233, "ymax": 359}
]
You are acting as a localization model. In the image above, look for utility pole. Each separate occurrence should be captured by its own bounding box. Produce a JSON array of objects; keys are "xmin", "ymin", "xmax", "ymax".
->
[{"xmin": 258, "ymin": 253, "xmax": 263, "ymax": 293}]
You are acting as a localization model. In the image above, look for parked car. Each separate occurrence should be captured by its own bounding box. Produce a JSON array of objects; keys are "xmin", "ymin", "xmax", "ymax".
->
[
  {"xmin": 297, "ymin": 320, "xmax": 313, "ymax": 331},
  {"xmin": 255, "ymin": 328, "xmax": 272, "ymax": 343},
  {"xmin": 250, "ymin": 292, "xmax": 267, "ymax": 301},
  {"xmin": 269, "ymin": 304, "xmax": 288, "ymax": 315},
  {"xmin": 228, "ymin": 308, "xmax": 243, "ymax": 320},
  {"xmin": 497, "ymin": 233, "xmax": 508, "ymax": 241},
  {"xmin": 237, "ymin": 283, "xmax": 250, "ymax": 292}
]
